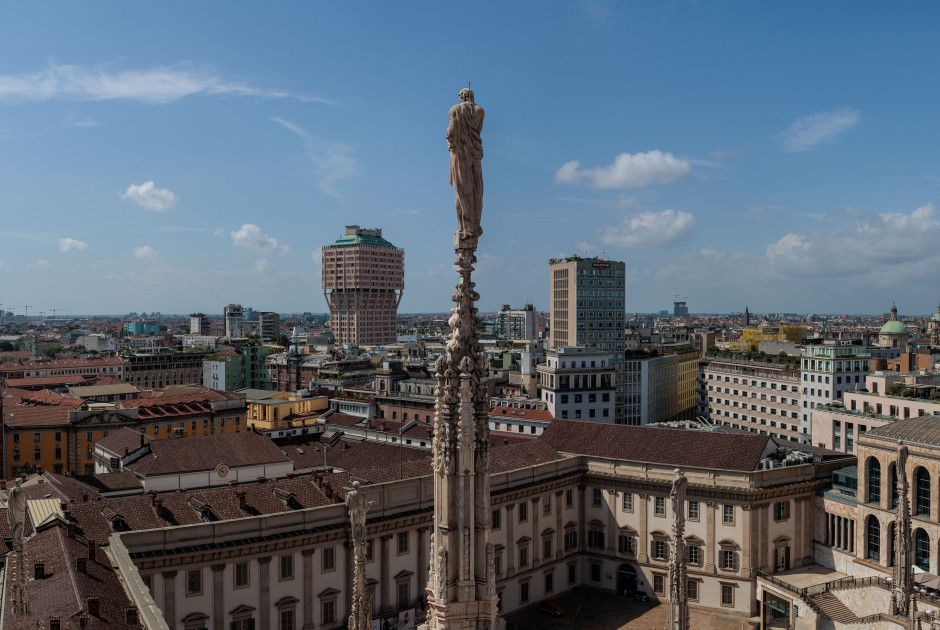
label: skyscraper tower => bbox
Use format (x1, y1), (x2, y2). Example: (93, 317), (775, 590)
(223, 304), (245, 339)
(321, 226), (404, 346)
(549, 257), (627, 422)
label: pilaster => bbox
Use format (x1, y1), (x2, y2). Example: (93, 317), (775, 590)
(638, 493), (649, 563)
(258, 556), (271, 630)
(162, 570), (177, 630)
(554, 491), (564, 561)
(704, 501), (715, 574)
(302, 550), (314, 630)
(381, 534), (392, 612)
(212, 564), (225, 630)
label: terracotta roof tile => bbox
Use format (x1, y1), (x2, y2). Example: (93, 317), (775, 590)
(539, 419), (773, 472)
(96, 427), (152, 457)
(125, 431), (290, 476)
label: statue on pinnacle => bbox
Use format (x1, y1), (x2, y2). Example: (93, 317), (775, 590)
(447, 87), (485, 246)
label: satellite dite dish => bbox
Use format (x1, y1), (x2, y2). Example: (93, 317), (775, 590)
(215, 464), (230, 478)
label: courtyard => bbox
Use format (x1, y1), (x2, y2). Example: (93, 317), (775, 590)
(504, 587), (758, 630)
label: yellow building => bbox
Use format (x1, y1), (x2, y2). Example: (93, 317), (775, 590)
(243, 389), (330, 431)
(734, 324), (807, 351)
(3, 388), (246, 477)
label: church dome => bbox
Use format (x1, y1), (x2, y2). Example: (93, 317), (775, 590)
(880, 320), (909, 334)
(931, 304), (940, 322)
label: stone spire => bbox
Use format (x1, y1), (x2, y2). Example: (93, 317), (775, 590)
(892, 441), (913, 617)
(7, 479), (29, 615)
(744, 306), (750, 327)
(346, 481), (374, 630)
(667, 469), (689, 630)
(423, 89), (502, 630)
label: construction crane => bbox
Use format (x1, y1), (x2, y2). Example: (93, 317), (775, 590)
(49, 307), (67, 318)
(21, 305), (32, 319)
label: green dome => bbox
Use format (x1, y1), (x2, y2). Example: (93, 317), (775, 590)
(931, 307), (940, 322)
(880, 320), (909, 334)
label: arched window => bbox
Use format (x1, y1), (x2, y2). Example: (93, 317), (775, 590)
(916, 529), (931, 571)
(916, 467), (931, 517)
(867, 458), (881, 506)
(889, 463), (899, 509)
(888, 521), (896, 567)
(867, 516), (880, 561)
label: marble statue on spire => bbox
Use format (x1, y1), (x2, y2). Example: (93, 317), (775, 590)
(668, 469), (689, 630)
(346, 481), (375, 630)
(447, 87), (485, 245)
(892, 441), (913, 617)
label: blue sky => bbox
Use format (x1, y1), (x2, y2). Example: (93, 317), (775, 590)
(1, 2), (939, 316)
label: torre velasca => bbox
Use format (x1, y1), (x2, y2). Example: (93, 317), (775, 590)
(322, 225), (404, 346)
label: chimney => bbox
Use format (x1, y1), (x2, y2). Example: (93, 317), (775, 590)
(34, 561), (44, 579)
(324, 484), (333, 499)
(81, 493), (88, 503)
(343, 442), (350, 450)
(87, 541), (96, 562)
(140, 431), (145, 447)
(149, 490), (158, 506)
(50, 618), (61, 630)
(256, 476), (266, 484)
(236, 491), (247, 510)
(87, 596), (100, 617)
(125, 608), (139, 626)
(67, 523), (77, 538)
(76, 555), (87, 572)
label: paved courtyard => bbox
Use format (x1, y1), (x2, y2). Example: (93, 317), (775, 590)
(504, 587), (757, 630)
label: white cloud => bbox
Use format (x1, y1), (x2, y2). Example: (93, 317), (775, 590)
(707, 148), (739, 160)
(64, 117), (101, 128)
(555, 150), (691, 189)
(312, 247), (323, 264)
(133, 245), (160, 261)
(0, 62), (334, 105)
(273, 117), (355, 199)
(748, 205), (767, 218)
(231, 224), (290, 256)
(779, 108), (860, 153)
(600, 209), (696, 248)
(59, 237), (89, 253)
(30, 259), (51, 269)
(252, 258), (273, 274)
(122, 181), (178, 212)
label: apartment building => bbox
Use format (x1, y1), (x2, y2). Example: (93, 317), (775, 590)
(122, 350), (208, 389)
(701, 356), (803, 442)
(495, 304), (538, 341)
(623, 345), (700, 426)
(190, 312), (210, 335)
(799, 343), (871, 443)
(537, 346), (615, 422)
(224, 303), (246, 339)
(259, 311), (281, 344)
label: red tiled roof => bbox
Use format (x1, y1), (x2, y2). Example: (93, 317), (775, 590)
(4, 374), (90, 388)
(125, 431), (290, 476)
(539, 420), (772, 472)
(2, 524), (138, 629)
(96, 427), (152, 457)
(488, 405), (554, 421)
(277, 435), (431, 472)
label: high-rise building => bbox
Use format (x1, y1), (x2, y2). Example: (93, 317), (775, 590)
(190, 313), (209, 336)
(258, 312), (280, 344)
(538, 346), (616, 422)
(799, 342), (871, 444)
(495, 303), (537, 340)
(223, 304), (245, 339)
(322, 226), (404, 346)
(673, 301), (689, 317)
(549, 257), (626, 421)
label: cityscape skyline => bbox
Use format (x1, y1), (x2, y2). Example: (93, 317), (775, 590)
(2, 3), (940, 315)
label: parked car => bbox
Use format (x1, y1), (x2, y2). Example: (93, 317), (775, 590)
(539, 600), (566, 617)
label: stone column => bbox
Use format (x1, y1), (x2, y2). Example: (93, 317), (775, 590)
(212, 564), (226, 630)
(704, 502), (715, 573)
(740, 507), (752, 578)
(555, 491), (564, 561)
(258, 556), (271, 630)
(302, 549), (314, 630)
(506, 504), (516, 576)
(759, 504), (770, 571)
(638, 493), (649, 563)
(794, 498), (804, 567)
(344, 541), (354, 622)
(532, 498), (541, 567)
(418, 527), (429, 586)
(578, 484), (586, 551)
(607, 490), (618, 554)
(162, 571), (177, 630)
(380, 534), (392, 611)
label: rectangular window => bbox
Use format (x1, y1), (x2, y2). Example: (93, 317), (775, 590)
(773, 501), (790, 521)
(688, 580), (699, 602)
(279, 554), (293, 580)
(592, 488), (602, 506)
(543, 538), (552, 559)
(568, 563), (576, 584)
(655, 496), (665, 516)
(398, 532), (409, 555)
(322, 600), (335, 624)
(322, 546), (335, 572)
(618, 535), (634, 555)
(654, 540), (666, 559)
(492, 509), (501, 530)
(187, 569), (202, 595)
(234, 562), (249, 588)
(590, 562), (601, 583)
(543, 496), (551, 515)
(397, 580), (410, 610)
(544, 571), (554, 594)
(519, 545), (529, 567)
(622, 493), (633, 511)
(588, 530), (604, 549)
(565, 489), (573, 507)
(721, 550), (735, 570)
(519, 501), (528, 522)
(520, 581), (530, 603)
(494, 551), (502, 575)
(279, 609), (295, 630)
(653, 574), (665, 594)
(688, 501), (699, 520)
(688, 546), (700, 565)
(721, 584), (734, 607)
(723, 505), (734, 524)
(564, 530), (578, 551)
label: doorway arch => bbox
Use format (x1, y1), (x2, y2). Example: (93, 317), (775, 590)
(617, 564), (638, 595)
